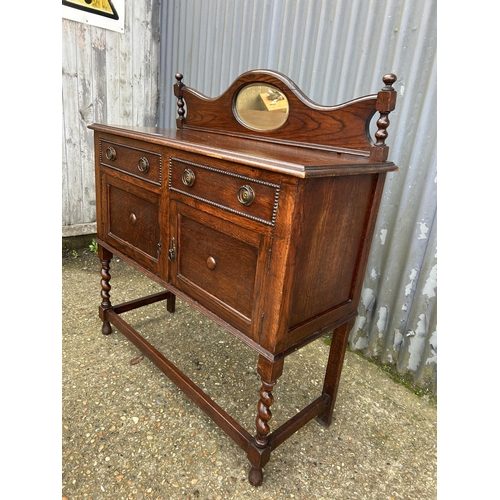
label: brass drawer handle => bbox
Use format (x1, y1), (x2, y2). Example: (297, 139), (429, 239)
(168, 237), (177, 262)
(129, 213), (137, 224)
(105, 146), (116, 161)
(181, 168), (196, 187)
(237, 185), (255, 206)
(206, 256), (216, 270)
(138, 157), (150, 173)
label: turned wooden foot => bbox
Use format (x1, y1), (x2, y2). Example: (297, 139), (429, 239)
(98, 246), (113, 335)
(248, 466), (264, 486)
(101, 318), (112, 335)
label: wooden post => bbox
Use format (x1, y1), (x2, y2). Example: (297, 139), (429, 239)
(317, 318), (356, 427)
(370, 73), (397, 162)
(173, 73), (186, 128)
(98, 245), (113, 335)
(247, 355), (284, 486)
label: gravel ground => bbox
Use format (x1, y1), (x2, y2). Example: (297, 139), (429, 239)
(62, 250), (437, 500)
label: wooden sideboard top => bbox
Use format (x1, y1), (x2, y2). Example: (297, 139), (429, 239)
(89, 124), (397, 178)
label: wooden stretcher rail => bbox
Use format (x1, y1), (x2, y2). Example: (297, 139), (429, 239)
(104, 300), (331, 459)
(105, 306), (253, 452)
(111, 291), (172, 314)
(269, 394), (330, 451)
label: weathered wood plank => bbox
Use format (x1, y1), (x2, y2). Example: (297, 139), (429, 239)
(77, 23), (96, 224)
(62, 2), (159, 232)
(105, 28), (121, 125)
(62, 19), (83, 226)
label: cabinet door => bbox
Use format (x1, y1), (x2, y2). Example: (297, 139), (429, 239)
(168, 201), (266, 339)
(101, 173), (161, 274)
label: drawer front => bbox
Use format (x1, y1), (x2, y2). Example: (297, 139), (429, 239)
(169, 157), (280, 226)
(100, 138), (162, 185)
(104, 176), (160, 272)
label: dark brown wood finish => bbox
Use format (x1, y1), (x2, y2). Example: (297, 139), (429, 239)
(175, 70), (381, 154)
(89, 70), (398, 486)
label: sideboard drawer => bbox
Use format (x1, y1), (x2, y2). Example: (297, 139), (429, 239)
(99, 138), (162, 185)
(169, 156), (280, 226)
(103, 176), (160, 273)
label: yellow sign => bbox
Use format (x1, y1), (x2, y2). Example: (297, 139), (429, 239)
(62, 0), (123, 32)
(62, 0), (119, 20)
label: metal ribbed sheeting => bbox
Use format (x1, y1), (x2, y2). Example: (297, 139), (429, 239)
(158, 0), (437, 393)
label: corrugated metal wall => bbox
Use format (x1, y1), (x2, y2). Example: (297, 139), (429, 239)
(62, 0), (160, 236)
(61, 0), (437, 392)
(157, 0), (437, 393)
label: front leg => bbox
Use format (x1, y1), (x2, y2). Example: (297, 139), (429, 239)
(98, 245), (113, 335)
(247, 355), (284, 486)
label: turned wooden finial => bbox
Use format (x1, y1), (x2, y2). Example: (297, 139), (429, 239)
(370, 73), (398, 162)
(382, 73), (397, 90)
(174, 73), (186, 128)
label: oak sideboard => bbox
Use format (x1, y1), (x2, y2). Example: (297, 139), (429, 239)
(90, 69), (398, 485)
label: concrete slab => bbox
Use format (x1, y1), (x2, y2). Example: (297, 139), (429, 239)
(62, 251), (436, 499)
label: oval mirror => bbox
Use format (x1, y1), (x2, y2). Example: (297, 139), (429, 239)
(234, 83), (289, 131)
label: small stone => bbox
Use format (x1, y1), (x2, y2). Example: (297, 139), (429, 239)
(130, 355), (144, 365)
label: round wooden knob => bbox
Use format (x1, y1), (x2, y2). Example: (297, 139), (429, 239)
(129, 213), (137, 224)
(206, 256), (216, 270)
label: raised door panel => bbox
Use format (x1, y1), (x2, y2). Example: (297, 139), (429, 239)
(168, 201), (265, 339)
(285, 174), (378, 345)
(101, 174), (160, 274)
